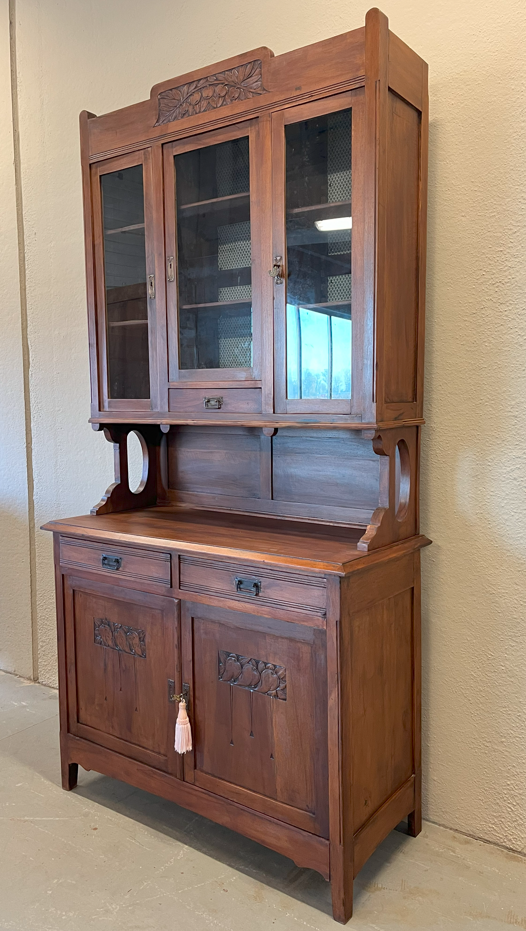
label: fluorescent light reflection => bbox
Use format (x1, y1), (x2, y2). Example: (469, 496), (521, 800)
(314, 216), (352, 232)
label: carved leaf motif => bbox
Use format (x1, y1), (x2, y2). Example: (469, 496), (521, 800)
(258, 667), (279, 694)
(93, 618), (147, 659)
(155, 60), (267, 126)
(218, 650), (286, 700)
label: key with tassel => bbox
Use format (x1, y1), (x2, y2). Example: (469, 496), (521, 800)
(168, 681), (193, 754)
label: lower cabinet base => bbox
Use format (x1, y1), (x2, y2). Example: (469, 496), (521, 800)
(61, 734), (420, 924)
(63, 734), (330, 878)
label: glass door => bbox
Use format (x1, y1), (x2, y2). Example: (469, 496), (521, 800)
(273, 92), (362, 414)
(164, 122), (263, 395)
(92, 150), (157, 411)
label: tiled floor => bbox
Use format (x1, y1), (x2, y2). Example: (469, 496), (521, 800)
(0, 669), (524, 930)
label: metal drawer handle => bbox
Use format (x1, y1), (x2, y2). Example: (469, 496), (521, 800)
(235, 577), (261, 597)
(101, 554), (122, 571)
(204, 396), (223, 410)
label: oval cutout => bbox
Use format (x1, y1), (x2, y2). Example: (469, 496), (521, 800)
(395, 439), (411, 522)
(127, 430), (148, 494)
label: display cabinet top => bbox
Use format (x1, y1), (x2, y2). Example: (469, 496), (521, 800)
(83, 8), (426, 160)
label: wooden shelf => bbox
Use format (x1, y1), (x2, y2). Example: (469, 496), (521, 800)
(288, 200), (351, 215)
(181, 300), (252, 310)
(179, 192), (249, 211)
(105, 223), (145, 235)
(108, 319), (148, 327)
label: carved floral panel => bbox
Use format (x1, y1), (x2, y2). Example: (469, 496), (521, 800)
(218, 651), (286, 700)
(155, 60), (267, 125)
(94, 618), (146, 658)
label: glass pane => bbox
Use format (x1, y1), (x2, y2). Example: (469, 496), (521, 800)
(101, 165), (150, 399)
(175, 137), (252, 370)
(285, 108), (352, 400)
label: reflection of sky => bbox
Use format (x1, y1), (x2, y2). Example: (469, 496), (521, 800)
(287, 304), (351, 400)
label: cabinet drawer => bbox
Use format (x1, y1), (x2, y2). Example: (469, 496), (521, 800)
(179, 556), (326, 618)
(60, 537), (171, 587)
(169, 388), (261, 413)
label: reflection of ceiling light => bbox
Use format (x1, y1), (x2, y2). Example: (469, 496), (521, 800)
(315, 216), (352, 231)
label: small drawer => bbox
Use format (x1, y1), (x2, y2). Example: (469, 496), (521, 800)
(60, 537), (171, 587)
(179, 556), (326, 618)
(169, 388), (261, 414)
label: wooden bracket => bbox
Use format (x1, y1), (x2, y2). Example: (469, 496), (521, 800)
(357, 426), (419, 552)
(91, 424), (169, 516)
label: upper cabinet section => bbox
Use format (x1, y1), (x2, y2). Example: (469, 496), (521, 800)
(82, 9), (428, 427)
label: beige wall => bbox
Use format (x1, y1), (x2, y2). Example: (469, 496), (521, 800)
(2, 0), (526, 854)
(0, 1), (32, 678)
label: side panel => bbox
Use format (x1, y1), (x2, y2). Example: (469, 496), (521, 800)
(340, 551), (420, 872)
(383, 93), (420, 406)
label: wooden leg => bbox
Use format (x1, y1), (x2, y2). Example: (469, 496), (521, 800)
(61, 759), (78, 791)
(330, 845), (353, 924)
(407, 771), (422, 837)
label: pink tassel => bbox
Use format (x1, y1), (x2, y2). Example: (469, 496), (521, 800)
(174, 700), (192, 754)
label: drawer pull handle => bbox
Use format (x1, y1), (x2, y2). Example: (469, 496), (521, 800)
(235, 577), (261, 597)
(101, 554), (122, 571)
(204, 396), (223, 410)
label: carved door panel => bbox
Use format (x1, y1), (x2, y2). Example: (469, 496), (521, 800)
(181, 601), (329, 837)
(64, 576), (181, 776)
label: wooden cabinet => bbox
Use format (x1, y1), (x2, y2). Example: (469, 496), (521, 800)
(47, 9), (430, 924)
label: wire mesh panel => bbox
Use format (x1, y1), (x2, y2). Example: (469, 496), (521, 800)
(175, 137), (253, 371)
(101, 164), (150, 399)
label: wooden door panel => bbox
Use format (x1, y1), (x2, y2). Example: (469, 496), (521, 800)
(65, 576), (180, 774)
(184, 602), (328, 836)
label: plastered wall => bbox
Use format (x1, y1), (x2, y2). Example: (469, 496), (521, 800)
(0, 1), (32, 678)
(2, 0), (526, 855)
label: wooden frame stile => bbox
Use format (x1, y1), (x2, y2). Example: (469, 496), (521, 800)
(272, 89), (364, 417)
(80, 111), (100, 420)
(54, 535), (78, 792)
(163, 119), (266, 390)
(91, 147), (158, 413)
(151, 142), (169, 414)
(325, 572), (354, 924)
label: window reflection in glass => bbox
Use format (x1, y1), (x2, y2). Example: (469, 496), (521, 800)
(286, 305), (351, 400)
(285, 108), (352, 400)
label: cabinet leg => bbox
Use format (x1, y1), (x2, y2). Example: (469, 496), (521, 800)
(408, 806), (422, 837)
(61, 760), (78, 791)
(407, 773), (422, 837)
(330, 844), (353, 924)
(331, 879), (353, 924)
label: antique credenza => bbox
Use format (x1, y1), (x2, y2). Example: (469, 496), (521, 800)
(43, 9), (430, 921)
